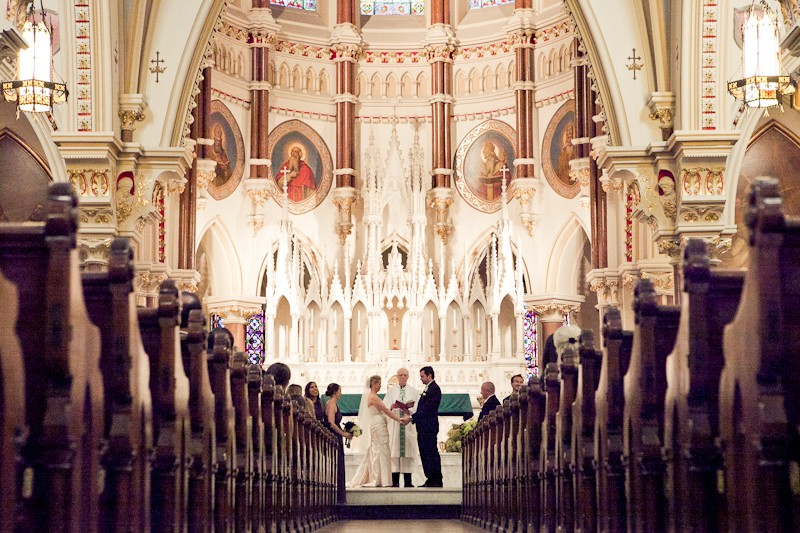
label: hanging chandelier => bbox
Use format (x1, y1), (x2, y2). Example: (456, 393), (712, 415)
(2, 1), (67, 113)
(728, 1), (794, 109)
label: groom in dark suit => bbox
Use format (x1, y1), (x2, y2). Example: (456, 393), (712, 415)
(411, 366), (443, 487)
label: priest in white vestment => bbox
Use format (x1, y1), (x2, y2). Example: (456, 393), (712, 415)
(383, 367), (420, 487)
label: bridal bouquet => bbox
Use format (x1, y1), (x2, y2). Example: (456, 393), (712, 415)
(343, 421), (362, 448)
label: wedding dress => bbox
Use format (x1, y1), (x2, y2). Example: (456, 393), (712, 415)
(348, 404), (392, 487)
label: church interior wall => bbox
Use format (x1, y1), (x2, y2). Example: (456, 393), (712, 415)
(18, 0), (800, 414)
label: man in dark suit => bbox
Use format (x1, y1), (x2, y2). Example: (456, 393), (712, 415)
(478, 381), (500, 421)
(412, 366), (443, 487)
(503, 374), (525, 403)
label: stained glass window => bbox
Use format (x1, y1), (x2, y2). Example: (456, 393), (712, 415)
(360, 1), (425, 15)
(523, 310), (538, 377)
(246, 311), (266, 365)
(270, 0), (317, 11)
(210, 313), (224, 330)
(563, 312), (570, 326)
(470, 0), (514, 8)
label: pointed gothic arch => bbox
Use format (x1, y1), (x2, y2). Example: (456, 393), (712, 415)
(196, 216), (243, 296)
(544, 212), (591, 294)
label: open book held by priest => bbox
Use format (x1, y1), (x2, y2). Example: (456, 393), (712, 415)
(391, 399), (415, 411)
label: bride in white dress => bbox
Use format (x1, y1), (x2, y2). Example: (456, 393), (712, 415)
(349, 375), (410, 487)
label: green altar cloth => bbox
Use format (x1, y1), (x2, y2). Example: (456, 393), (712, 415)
(322, 393), (475, 419)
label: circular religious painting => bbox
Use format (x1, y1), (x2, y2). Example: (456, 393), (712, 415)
(268, 120), (333, 214)
(454, 120), (516, 213)
(542, 99), (580, 199)
(207, 100), (245, 201)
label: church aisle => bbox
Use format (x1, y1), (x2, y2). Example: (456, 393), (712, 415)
(319, 519), (485, 532)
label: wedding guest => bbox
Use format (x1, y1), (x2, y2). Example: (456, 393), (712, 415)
(478, 381), (500, 421)
(265, 362), (291, 388)
(305, 381), (326, 422)
(324, 383), (352, 504)
(286, 384), (303, 398)
(503, 374), (525, 402)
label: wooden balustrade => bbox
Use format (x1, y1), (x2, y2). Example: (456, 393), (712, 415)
(0, 182), (339, 532)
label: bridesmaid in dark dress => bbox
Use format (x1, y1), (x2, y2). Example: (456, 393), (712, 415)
(324, 383), (352, 504)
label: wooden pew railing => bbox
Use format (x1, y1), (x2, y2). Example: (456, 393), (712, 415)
(0, 182), (338, 532)
(462, 177), (799, 533)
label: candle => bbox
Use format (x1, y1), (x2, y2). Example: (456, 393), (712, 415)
(453, 312), (456, 330)
(430, 313), (434, 330)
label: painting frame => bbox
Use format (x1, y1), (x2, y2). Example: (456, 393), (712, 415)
(541, 99), (580, 199)
(207, 100), (245, 201)
(454, 119), (516, 214)
(268, 119), (333, 214)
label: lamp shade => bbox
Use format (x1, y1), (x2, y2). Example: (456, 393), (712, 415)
(728, 2), (793, 109)
(1, 6), (67, 113)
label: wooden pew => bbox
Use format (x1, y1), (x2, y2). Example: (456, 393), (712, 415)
(273, 384), (288, 532)
(572, 330), (601, 533)
(137, 280), (191, 533)
(595, 307), (633, 533)
(0, 182), (105, 532)
(505, 394), (520, 533)
(541, 363), (560, 533)
(556, 336), (580, 533)
(0, 267), (25, 533)
(719, 176), (800, 532)
(523, 376), (546, 532)
(622, 279), (680, 532)
(261, 375), (277, 532)
(207, 327), (237, 533)
(230, 350), (252, 532)
(179, 293), (217, 532)
(82, 238), (154, 532)
(663, 239), (743, 532)
(246, 364), (265, 532)
(513, 388), (529, 532)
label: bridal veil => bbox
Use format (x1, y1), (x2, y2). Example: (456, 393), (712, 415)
(355, 377), (373, 452)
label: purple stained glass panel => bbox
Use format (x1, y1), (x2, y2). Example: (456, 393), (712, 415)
(523, 310), (538, 377)
(246, 312), (266, 365)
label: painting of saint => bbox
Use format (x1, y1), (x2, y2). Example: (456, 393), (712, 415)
(211, 124), (231, 187)
(207, 101), (244, 201)
(542, 100), (580, 199)
(268, 120), (333, 214)
(276, 145), (317, 201)
(454, 120), (516, 213)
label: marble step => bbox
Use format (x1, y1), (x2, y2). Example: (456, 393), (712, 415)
(345, 487), (461, 506)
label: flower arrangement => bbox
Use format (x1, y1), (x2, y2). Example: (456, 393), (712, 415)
(445, 418), (478, 453)
(343, 421), (362, 448)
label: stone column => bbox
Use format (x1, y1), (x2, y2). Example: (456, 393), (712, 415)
(425, 0), (456, 243)
(205, 298), (265, 357)
(179, 66), (211, 269)
(332, 0), (361, 243)
(244, 6), (280, 235)
(527, 297), (583, 367)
